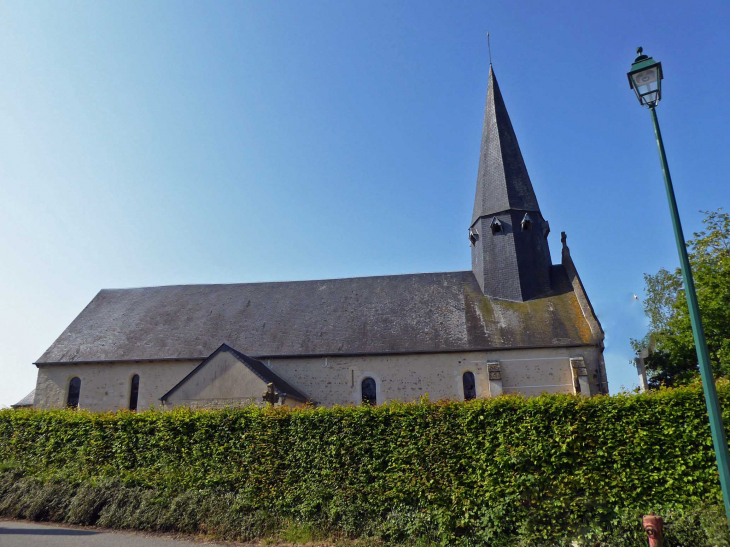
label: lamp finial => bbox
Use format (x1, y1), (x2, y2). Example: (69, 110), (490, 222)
(634, 47), (649, 63)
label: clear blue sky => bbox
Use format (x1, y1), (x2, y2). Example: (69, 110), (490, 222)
(1, 0), (728, 407)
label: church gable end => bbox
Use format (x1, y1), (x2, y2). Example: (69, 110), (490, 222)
(160, 344), (309, 408)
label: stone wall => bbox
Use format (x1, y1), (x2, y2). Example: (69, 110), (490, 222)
(33, 360), (200, 411)
(33, 345), (605, 411)
(261, 346), (604, 405)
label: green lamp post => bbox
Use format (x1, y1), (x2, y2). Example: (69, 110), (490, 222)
(628, 48), (730, 524)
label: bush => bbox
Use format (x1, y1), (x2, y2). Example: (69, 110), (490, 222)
(2, 383), (730, 544)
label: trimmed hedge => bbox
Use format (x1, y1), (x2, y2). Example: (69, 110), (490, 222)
(1, 383), (730, 545)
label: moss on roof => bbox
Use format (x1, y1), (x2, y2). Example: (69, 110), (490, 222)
(463, 266), (596, 349)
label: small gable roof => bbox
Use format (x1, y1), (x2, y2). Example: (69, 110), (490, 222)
(160, 344), (310, 404)
(11, 390), (35, 408)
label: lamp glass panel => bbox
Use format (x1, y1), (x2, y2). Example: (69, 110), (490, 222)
(632, 67), (658, 88)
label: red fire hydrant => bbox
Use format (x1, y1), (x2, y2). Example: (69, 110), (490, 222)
(643, 513), (664, 547)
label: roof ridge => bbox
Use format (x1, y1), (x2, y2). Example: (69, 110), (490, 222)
(97, 270), (475, 292)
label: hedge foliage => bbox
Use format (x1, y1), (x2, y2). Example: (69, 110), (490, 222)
(2, 383), (730, 545)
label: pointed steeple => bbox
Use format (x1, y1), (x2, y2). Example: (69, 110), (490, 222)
(469, 67), (552, 302)
(471, 67), (540, 228)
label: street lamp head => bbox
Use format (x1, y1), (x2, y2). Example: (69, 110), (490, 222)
(628, 47), (663, 108)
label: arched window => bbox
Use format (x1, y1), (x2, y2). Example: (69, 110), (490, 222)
(129, 374), (140, 411)
(463, 372), (476, 401)
(361, 377), (377, 406)
(67, 377), (81, 408)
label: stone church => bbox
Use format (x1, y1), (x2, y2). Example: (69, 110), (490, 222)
(28, 67), (607, 411)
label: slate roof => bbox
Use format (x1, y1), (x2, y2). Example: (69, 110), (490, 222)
(11, 390), (35, 408)
(471, 66), (541, 227)
(160, 344), (309, 403)
(37, 267), (599, 365)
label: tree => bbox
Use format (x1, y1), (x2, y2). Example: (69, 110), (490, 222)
(633, 209), (730, 388)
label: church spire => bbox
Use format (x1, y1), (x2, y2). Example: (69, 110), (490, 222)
(469, 67), (552, 302)
(471, 66), (540, 228)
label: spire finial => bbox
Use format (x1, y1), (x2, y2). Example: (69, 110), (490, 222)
(487, 32), (492, 65)
(636, 46), (643, 55)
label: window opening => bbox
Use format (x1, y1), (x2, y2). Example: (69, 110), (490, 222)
(490, 217), (503, 234)
(468, 228), (478, 245)
(67, 377), (81, 408)
(129, 374), (140, 411)
(521, 213), (532, 231)
(463, 372), (476, 401)
(361, 377), (377, 406)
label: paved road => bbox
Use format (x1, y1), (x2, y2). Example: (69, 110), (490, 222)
(0, 521), (222, 547)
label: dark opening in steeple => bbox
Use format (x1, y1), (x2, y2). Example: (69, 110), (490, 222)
(521, 213), (533, 231)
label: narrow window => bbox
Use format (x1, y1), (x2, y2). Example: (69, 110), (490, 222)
(67, 377), (81, 408)
(129, 374), (140, 411)
(490, 217), (503, 234)
(361, 377), (377, 406)
(463, 372), (476, 401)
